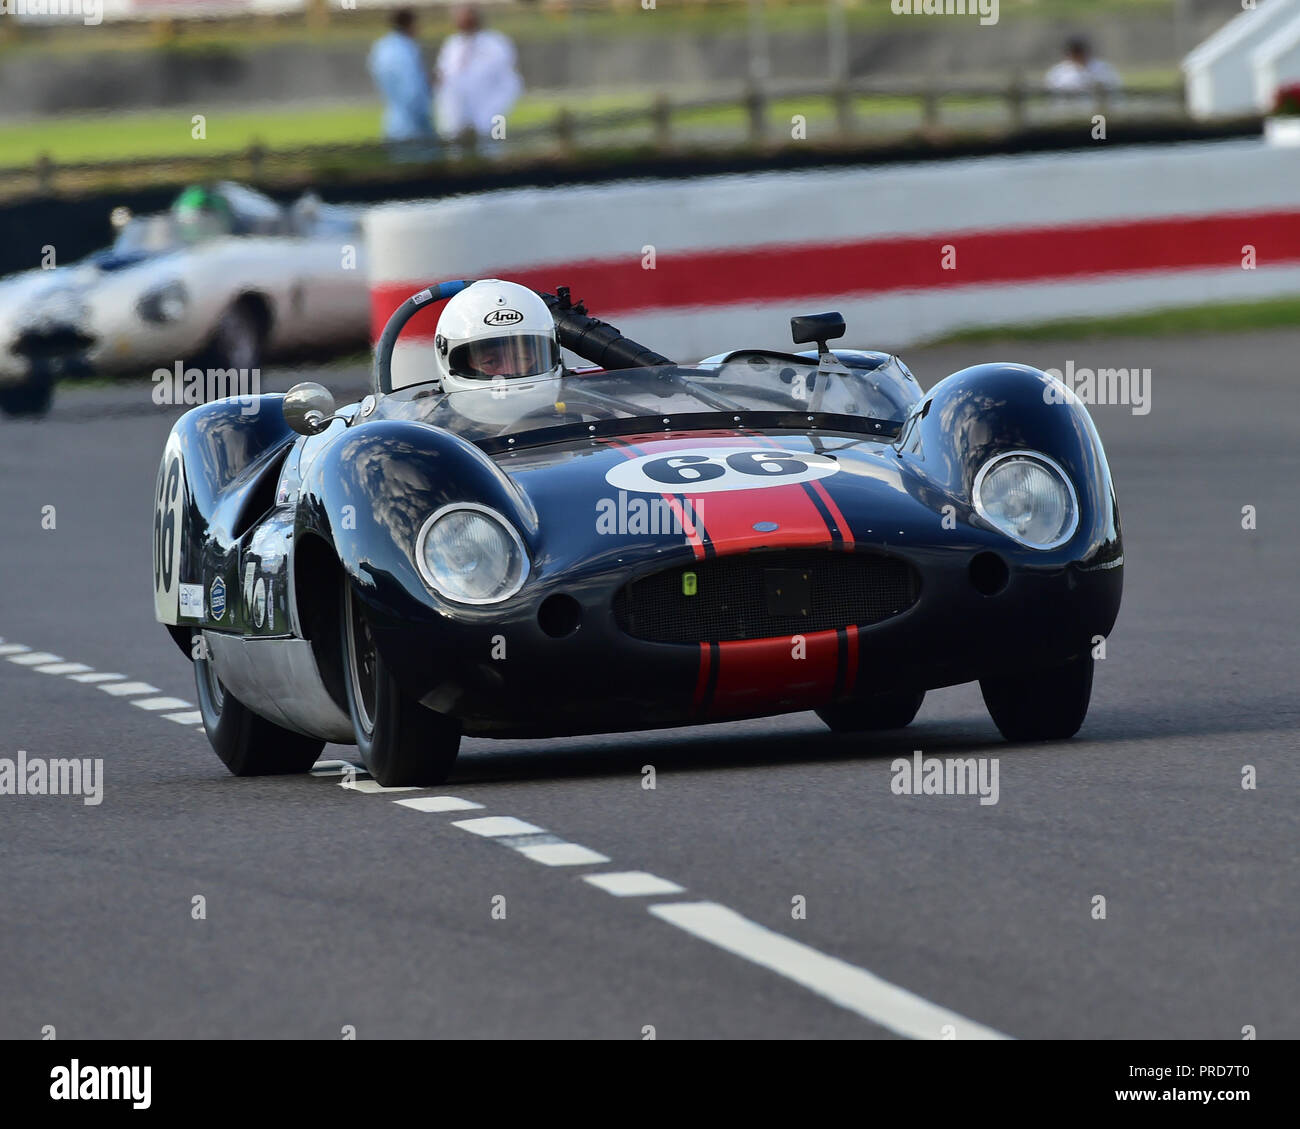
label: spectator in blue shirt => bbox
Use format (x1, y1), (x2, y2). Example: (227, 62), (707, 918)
(368, 8), (435, 145)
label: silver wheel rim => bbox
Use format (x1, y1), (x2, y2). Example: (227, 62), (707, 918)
(218, 310), (257, 371)
(202, 656), (225, 713)
(345, 585), (377, 737)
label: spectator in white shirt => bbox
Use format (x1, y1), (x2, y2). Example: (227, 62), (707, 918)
(435, 5), (523, 149)
(1045, 38), (1121, 97)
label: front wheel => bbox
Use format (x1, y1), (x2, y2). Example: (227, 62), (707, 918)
(205, 300), (264, 373)
(0, 368), (55, 418)
(980, 653), (1094, 742)
(194, 646), (324, 775)
(341, 580), (461, 787)
(817, 689), (925, 733)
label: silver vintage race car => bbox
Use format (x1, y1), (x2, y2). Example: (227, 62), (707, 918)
(0, 182), (370, 417)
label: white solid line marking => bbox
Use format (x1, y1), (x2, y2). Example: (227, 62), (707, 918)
(514, 842), (611, 867)
(452, 815), (545, 837)
(341, 779), (421, 794)
(68, 672), (124, 683)
(394, 795), (485, 813)
(0, 644), (32, 655)
(162, 711), (204, 725)
(34, 662), (93, 675)
(649, 902), (1009, 1041)
(131, 697), (194, 712)
(7, 652), (61, 665)
(584, 871), (686, 897)
(98, 681), (161, 697)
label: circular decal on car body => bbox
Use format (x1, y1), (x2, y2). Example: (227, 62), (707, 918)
(605, 446), (839, 494)
(252, 578), (267, 629)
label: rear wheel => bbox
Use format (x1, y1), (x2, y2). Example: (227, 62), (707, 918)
(194, 645), (324, 775)
(817, 689), (925, 733)
(980, 653), (1094, 742)
(341, 580), (460, 787)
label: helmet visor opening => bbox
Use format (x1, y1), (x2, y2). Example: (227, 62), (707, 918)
(447, 335), (559, 380)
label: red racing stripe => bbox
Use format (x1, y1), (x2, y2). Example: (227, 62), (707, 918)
(809, 478), (854, 547)
(603, 436), (708, 559)
(370, 207), (1300, 334)
(622, 433), (837, 555)
(708, 630), (840, 719)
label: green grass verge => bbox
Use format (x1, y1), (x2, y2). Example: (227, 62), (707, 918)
(0, 93), (655, 167)
(920, 297), (1300, 346)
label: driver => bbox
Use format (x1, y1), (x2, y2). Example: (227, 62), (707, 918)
(432, 280), (565, 429)
(171, 184), (236, 244)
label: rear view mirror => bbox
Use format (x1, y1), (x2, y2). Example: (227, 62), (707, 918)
(791, 312), (846, 351)
(283, 382), (336, 436)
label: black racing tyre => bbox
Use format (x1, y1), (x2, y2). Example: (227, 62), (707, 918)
(194, 645), (324, 775)
(205, 300), (264, 374)
(0, 370), (55, 417)
(980, 653), (1094, 742)
(816, 689), (925, 732)
(340, 579), (461, 788)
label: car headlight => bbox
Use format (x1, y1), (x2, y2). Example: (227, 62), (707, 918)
(973, 451), (1079, 550)
(415, 503), (529, 604)
(137, 280), (189, 324)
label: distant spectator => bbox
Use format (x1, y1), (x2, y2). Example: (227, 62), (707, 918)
(435, 6), (523, 148)
(368, 8), (435, 144)
(1044, 37), (1121, 97)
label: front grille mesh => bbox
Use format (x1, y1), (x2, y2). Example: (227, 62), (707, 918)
(612, 550), (919, 644)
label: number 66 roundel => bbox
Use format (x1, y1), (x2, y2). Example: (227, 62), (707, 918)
(605, 446), (840, 494)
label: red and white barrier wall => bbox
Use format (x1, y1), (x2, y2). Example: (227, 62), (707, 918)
(366, 139), (1300, 387)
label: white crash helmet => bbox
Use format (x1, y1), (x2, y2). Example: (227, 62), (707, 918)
(433, 280), (562, 393)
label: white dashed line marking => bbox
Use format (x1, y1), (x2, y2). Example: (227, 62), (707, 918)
(310, 760), (361, 777)
(584, 872), (686, 897)
(452, 816), (545, 837)
(649, 902), (1010, 1040)
(4, 632), (207, 738)
(513, 842), (610, 867)
(3, 631), (1011, 1039)
(394, 795), (484, 813)
(98, 682), (161, 697)
(340, 779), (421, 794)
(131, 697), (194, 712)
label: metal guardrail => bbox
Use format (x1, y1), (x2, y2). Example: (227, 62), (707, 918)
(2, 78), (1187, 201)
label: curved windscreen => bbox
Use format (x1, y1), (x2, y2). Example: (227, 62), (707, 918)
(380, 355), (921, 444)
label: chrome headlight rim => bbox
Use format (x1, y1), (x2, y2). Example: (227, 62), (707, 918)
(414, 502), (530, 606)
(972, 449), (1080, 552)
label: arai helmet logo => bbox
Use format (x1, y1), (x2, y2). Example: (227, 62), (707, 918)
(605, 446), (839, 495)
(483, 308), (523, 326)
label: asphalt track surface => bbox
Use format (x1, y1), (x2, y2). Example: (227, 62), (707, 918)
(1, 333), (1296, 1040)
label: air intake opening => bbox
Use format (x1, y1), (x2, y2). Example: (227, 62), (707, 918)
(539, 593), (582, 638)
(969, 552), (1009, 596)
(613, 550), (919, 644)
